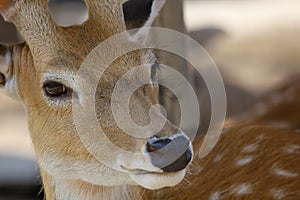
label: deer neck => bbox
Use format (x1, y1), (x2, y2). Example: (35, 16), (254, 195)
(40, 167), (141, 200)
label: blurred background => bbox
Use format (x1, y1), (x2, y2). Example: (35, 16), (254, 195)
(1, 0), (300, 199)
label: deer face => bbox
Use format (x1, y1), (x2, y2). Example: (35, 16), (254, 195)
(0, 0), (192, 190)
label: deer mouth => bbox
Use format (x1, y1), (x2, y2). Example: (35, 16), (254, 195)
(121, 165), (187, 190)
(118, 132), (193, 189)
(121, 165), (162, 174)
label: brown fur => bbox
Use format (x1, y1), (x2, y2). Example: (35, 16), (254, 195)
(145, 125), (300, 199)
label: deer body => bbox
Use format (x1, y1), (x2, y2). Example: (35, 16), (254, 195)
(0, 0), (299, 200)
(39, 124), (300, 200)
(148, 125), (300, 200)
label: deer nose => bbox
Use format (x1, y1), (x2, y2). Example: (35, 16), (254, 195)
(146, 135), (193, 173)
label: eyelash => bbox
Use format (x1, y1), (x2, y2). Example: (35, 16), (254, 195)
(43, 81), (72, 98)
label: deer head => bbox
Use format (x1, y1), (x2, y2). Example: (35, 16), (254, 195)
(0, 0), (193, 196)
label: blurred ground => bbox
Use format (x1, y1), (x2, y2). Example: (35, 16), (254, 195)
(0, 0), (300, 199)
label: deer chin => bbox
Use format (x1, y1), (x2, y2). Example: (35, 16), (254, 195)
(128, 169), (187, 190)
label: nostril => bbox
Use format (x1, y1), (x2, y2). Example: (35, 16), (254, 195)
(146, 135), (193, 173)
(146, 137), (172, 153)
(186, 149), (193, 163)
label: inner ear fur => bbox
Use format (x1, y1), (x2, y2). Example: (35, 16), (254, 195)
(0, 44), (11, 87)
(122, 0), (165, 43)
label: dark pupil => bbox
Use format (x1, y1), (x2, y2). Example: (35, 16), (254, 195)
(44, 82), (66, 97)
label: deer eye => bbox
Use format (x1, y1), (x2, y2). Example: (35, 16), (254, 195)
(43, 81), (70, 97)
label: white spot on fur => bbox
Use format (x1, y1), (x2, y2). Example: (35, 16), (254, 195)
(231, 183), (252, 196)
(282, 145), (300, 154)
(241, 144), (257, 153)
(270, 189), (285, 199)
(213, 154), (223, 163)
(236, 156), (253, 166)
(255, 134), (266, 142)
(272, 168), (298, 177)
(209, 191), (220, 200)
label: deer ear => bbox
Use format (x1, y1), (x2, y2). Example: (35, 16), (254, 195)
(123, 0), (154, 30)
(123, 0), (166, 43)
(0, 45), (13, 92)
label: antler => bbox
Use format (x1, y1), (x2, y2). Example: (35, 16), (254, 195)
(2, 0), (58, 48)
(84, 0), (126, 36)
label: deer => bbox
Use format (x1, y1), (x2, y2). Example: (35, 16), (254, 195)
(0, 0), (299, 200)
(238, 76), (300, 130)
